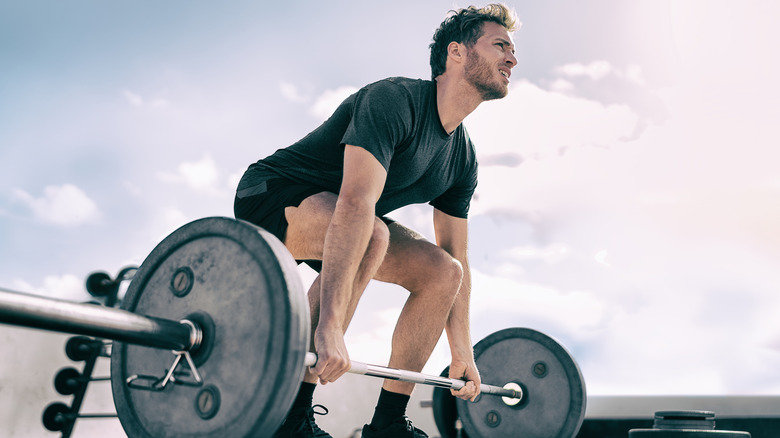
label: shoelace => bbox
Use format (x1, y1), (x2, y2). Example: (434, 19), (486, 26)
(400, 416), (427, 437)
(305, 404), (329, 435)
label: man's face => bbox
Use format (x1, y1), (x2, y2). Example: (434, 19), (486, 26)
(464, 21), (517, 101)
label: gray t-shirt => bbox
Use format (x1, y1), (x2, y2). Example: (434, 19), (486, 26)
(239, 77), (478, 218)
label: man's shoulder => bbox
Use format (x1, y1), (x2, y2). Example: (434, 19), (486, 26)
(363, 77), (433, 97)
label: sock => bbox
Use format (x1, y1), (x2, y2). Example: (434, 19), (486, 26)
(369, 388), (411, 430)
(290, 382), (316, 413)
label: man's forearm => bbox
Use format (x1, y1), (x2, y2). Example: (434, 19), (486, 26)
(446, 260), (474, 360)
(318, 197), (376, 330)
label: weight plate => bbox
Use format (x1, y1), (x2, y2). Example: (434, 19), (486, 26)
(65, 336), (100, 361)
(54, 367), (83, 395)
(42, 402), (72, 432)
(629, 432), (751, 437)
(455, 328), (586, 438)
(431, 366), (470, 438)
(111, 217), (309, 438)
(629, 411), (750, 437)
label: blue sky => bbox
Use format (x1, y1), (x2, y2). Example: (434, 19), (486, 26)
(2, 0), (780, 435)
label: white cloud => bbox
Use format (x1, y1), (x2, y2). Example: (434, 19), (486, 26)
(12, 184), (101, 226)
(122, 89), (144, 106)
(227, 169), (244, 193)
(468, 250), (780, 395)
(594, 249), (611, 267)
(467, 80), (638, 161)
(310, 86), (358, 121)
(122, 89), (169, 108)
(554, 61), (647, 86)
(622, 64), (646, 86)
(556, 60), (613, 81)
(11, 275), (89, 302)
(501, 243), (570, 264)
(178, 155), (219, 189)
(548, 78), (575, 93)
(279, 81), (309, 103)
(470, 270), (609, 335)
(158, 154), (222, 193)
(279, 83), (358, 122)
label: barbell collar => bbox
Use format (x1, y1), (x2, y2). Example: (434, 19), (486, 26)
(0, 288), (199, 352)
(304, 352), (522, 401)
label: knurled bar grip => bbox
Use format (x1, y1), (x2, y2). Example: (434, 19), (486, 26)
(304, 352), (522, 400)
(0, 289), (199, 352)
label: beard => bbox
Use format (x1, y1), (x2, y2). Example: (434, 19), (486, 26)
(464, 50), (508, 101)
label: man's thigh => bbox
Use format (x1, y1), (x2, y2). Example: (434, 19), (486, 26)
(374, 221), (456, 292)
(234, 177), (324, 243)
(286, 195), (452, 287)
(283, 192), (338, 261)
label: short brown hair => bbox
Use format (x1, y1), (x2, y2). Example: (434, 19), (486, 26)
(429, 4), (519, 79)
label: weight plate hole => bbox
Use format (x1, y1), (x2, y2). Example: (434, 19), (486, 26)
(195, 385), (221, 420)
(532, 361), (548, 378)
(170, 267), (194, 297)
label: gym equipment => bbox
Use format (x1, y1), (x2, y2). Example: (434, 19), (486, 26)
(0, 217), (586, 437)
(629, 411), (751, 437)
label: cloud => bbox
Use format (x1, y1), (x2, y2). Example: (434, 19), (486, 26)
(479, 152), (524, 167)
(279, 81), (309, 103)
(310, 86), (358, 121)
(556, 60), (614, 81)
(11, 275), (90, 302)
(158, 154), (222, 193)
(554, 61), (646, 86)
(466, 80), (638, 162)
(123, 89), (144, 106)
(121, 89), (169, 108)
(279, 82), (358, 122)
(12, 184), (101, 226)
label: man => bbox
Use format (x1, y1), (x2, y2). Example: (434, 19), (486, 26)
(234, 4), (518, 437)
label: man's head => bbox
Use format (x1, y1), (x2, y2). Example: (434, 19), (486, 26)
(429, 4), (519, 80)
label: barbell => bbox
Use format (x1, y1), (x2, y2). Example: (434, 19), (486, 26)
(0, 217), (586, 437)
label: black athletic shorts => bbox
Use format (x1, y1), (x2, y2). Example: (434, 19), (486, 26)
(233, 177), (394, 273)
(234, 177), (324, 244)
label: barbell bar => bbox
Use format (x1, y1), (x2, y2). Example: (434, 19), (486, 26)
(303, 352), (522, 400)
(0, 287), (200, 351)
(0, 287), (522, 401)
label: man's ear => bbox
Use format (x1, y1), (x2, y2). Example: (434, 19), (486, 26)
(447, 41), (465, 64)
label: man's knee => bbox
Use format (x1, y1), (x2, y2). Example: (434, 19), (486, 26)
(438, 252), (464, 295)
(414, 247), (463, 297)
(365, 217), (391, 260)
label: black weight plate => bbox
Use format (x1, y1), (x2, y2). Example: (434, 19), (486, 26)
(54, 367), (83, 395)
(42, 402), (72, 432)
(456, 328), (586, 438)
(111, 217), (309, 438)
(65, 336), (100, 361)
(629, 432), (751, 437)
(432, 366), (470, 438)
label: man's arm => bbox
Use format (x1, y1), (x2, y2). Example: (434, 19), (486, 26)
(314, 145), (387, 384)
(433, 207), (481, 401)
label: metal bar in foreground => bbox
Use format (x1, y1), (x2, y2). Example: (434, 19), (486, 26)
(0, 288), (197, 351)
(304, 352), (522, 401)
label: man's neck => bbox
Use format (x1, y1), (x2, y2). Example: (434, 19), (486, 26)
(435, 74), (483, 134)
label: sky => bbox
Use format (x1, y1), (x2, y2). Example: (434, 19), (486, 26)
(2, 0), (780, 436)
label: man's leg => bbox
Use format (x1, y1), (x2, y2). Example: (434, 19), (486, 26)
(374, 221), (464, 394)
(361, 222), (463, 436)
(284, 192), (391, 383)
(273, 192), (390, 438)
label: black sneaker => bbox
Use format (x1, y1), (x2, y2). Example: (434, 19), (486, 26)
(273, 404), (333, 438)
(361, 416), (428, 438)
